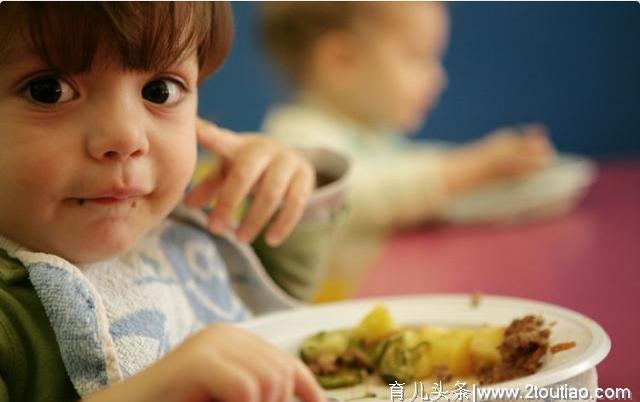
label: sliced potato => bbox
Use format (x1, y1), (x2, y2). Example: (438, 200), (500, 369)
(352, 304), (397, 343)
(469, 326), (505, 365)
(418, 325), (450, 343)
(429, 328), (476, 376)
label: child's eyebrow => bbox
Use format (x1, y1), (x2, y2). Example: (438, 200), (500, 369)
(0, 48), (47, 70)
(5, 60), (47, 73)
(0, 56), (52, 87)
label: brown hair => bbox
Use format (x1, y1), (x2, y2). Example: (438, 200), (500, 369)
(0, 2), (234, 83)
(261, 2), (379, 84)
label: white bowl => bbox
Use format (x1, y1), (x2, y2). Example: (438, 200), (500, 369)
(240, 294), (610, 401)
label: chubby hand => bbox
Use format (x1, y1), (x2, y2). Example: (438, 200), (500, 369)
(185, 118), (315, 246)
(85, 324), (325, 402)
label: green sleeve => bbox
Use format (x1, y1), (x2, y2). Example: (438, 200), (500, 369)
(0, 249), (79, 402)
(252, 207), (346, 302)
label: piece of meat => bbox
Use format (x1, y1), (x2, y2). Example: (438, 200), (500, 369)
(477, 315), (550, 384)
(308, 353), (340, 375)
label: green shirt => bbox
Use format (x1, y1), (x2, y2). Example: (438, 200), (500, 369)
(0, 249), (79, 402)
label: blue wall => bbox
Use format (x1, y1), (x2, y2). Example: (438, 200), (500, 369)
(199, 2), (640, 158)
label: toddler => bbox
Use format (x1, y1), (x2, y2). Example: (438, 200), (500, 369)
(260, 2), (595, 299)
(0, 2), (345, 401)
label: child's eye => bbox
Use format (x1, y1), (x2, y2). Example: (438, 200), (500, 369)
(24, 76), (76, 105)
(141, 79), (184, 106)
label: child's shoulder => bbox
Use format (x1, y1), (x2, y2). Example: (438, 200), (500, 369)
(263, 102), (354, 148)
(0, 247), (79, 402)
(0, 247), (28, 285)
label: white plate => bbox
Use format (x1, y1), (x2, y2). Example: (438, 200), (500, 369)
(240, 294), (610, 401)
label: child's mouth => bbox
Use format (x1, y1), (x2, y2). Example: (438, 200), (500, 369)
(75, 197), (138, 206)
(73, 187), (148, 206)
(80, 197), (122, 205)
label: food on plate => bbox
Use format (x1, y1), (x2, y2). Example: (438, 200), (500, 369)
(550, 341), (577, 354)
(476, 315), (549, 384)
(299, 304), (575, 389)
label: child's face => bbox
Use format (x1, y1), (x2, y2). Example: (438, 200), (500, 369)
(0, 49), (199, 263)
(347, 3), (448, 133)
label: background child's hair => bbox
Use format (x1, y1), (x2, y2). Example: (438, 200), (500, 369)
(260, 2), (379, 85)
(0, 2), (234, 83)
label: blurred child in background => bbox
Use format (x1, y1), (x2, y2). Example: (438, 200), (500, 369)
(260, 2), (594, 300)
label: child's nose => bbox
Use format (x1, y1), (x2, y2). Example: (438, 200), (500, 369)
(86, 109), (150, 162)
(86, 102), (149, 162)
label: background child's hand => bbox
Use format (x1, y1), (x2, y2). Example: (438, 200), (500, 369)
(479, 123), (556, 178)
(185, 118), (316, 246)
(85, 324), (325, 402)
(444, 123), (556, 195)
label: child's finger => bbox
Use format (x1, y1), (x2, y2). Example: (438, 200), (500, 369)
(228, 332), (294, 402)
(196, 118), (240, 159)
(283, 373), (296, 402)
(236, 353), (284, 402)
(193, 357), (259, 402)
(184, 167), (224, 207)
(235, 155), (298, 243)
(265, 167), (314, 246)
(208, 149), (272, 234)
(293, 359), (325, 402)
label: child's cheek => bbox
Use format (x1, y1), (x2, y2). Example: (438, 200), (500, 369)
(15, 150), (65, 194)
(155, 131), (197, 198)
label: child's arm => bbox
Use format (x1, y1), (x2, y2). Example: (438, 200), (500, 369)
(185, 119), (315, 247)
(84, 324), (324, 402)
(346, 125), (554, 229)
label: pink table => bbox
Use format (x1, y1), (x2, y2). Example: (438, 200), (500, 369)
(356, 160), (640, 394)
